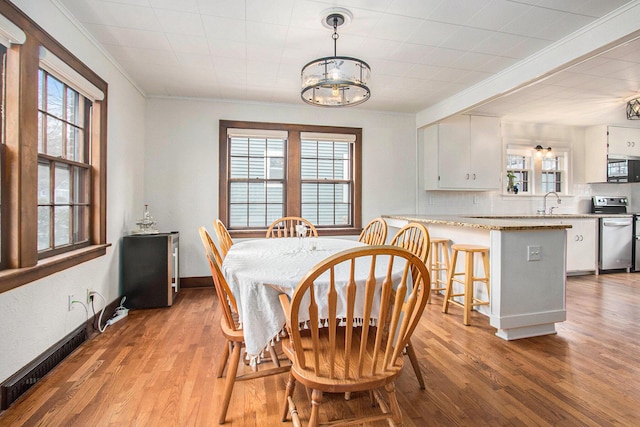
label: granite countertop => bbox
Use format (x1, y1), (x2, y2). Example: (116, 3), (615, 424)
(382, 214), (590, 231)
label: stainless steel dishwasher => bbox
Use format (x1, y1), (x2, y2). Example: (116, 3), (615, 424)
(600, 217), (633, 271)
(592, 196), (633, 272)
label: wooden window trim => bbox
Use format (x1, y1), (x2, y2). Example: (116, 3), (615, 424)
(0, 2), (108, 294)
(219, 120), (362, 239)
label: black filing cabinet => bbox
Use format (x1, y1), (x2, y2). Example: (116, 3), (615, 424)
(122, 232), (179, 309)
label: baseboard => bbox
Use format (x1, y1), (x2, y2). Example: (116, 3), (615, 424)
(180, 276), (213, 288)
(0, 324), (87, 410)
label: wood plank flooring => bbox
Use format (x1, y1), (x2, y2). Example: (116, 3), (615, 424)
(1, 272), (640, 426)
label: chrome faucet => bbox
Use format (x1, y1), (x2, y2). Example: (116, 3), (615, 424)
(540, 191), (562, 215)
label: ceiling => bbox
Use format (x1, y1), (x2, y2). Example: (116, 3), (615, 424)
(57, 0), (640, 126)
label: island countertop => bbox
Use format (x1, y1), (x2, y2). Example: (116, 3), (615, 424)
(382, 214), (576, 231)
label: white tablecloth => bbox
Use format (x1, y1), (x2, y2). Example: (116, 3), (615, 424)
(221, 237), (368, 357)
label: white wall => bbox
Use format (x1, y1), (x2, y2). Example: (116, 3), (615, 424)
(0, 1), (146, 382)
(416, 119), (635, 215)
(144, 98), (417, 278)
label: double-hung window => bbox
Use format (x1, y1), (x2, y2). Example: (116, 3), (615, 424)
(0, 4), (108, 293)
(505, 144), (568, 195)
(220, 120), (362, 237)
(37, 69), (91, 256)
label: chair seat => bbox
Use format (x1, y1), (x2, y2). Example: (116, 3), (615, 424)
(281, 327), (404, 393)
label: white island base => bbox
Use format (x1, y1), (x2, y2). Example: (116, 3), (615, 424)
(385, 216), (567, 340)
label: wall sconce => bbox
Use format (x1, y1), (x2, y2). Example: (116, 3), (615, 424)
(627, 98), (640, 120)
(535, 144), (552, 158)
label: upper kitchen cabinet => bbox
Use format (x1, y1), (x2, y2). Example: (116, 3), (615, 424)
(424, 115), (502, 190)
(585, 125), (640, 182)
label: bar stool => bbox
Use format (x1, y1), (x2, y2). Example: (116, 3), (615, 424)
(442, 244), (490, 325)
(428, 237), (451, 299)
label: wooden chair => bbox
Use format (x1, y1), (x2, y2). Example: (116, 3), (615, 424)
(265, 216), (318, 238)
(279, 245), (430, 427)
(198, 227), (289, 424)
(213, 219), (234, 257)
(390, 222), (430, 389)
(358, 217), (388, 245)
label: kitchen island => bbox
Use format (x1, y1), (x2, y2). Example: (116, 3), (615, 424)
(383, 214), (572, 340)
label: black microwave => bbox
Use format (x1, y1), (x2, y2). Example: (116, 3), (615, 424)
(607, 157), (640, 182)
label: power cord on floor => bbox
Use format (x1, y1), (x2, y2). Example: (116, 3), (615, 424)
(90, 291), (109, 333)
(89, 292), (130, 332)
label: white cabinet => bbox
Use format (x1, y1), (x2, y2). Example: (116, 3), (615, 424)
(424, 115), (502, 190)
(564, 219), (597, 273)
(608, 126), (640, 157)
(585, 125), (640, 182)
(524, 218), (597, 273)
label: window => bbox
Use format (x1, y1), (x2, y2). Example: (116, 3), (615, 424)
(541, 156), (564, 193)
(37, 70), (91, 257)
(0, 4), (108, 294)
(505, 145), (568, 195)
(220, 120), (362, 237)
(506, 152), (531, 193)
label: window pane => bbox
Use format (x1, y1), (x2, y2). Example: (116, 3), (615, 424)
(266, 204), (283, 224)
(66, 88), (79, 124)
(55, 164), (70, 204)
(267, 139), (284, 156)
(38, 206), (50, 251)
(46, 74), (64, 119)
(74, 167), (89, 204)
(38, 163), (51, 204)
(230, 182), (248, 203)
(317, 141), (333, 158)
(46, 116), (64, 157)
(230, 137), (248, 156)
(248, 138), (266, 156)
(74, 205), (88, 243)
(67, 126), (83, 162)
(248, 157), (265, 179)
(267, 156), (284, 179)
(229, 204), (248, 227)
(301, 158), (317, 179)
(335, 142), (349, 158)
(266, 183), (283, 203)
(38, 113), (44, 152)
(318, 159), (333, 179)
(230, 156), (249, 178)
(334, 159), (348, 180)
(301, 205), (317, 223)
(301, 183), (317, 203)
(38, 69), (44, 110)
(54, 206), (70, 246)
(301, 140), (316, 157)
(248, 182), (266, 203)
(248, 204), (266, 226)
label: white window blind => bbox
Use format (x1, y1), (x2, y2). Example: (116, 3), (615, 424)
(0, 14), (25, 47)
(39, 47), (104, 102)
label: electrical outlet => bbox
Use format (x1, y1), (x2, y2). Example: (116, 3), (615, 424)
(68, 294), (74, 311)
(527, 245), (541, 261)
(86, 289), (92, 304)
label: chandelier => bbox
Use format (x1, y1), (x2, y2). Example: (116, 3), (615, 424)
(627, 97), (640, 120)
(301, 9), (371, 107)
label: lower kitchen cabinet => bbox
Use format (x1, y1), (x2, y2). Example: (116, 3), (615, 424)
(564, 219), (598, 273)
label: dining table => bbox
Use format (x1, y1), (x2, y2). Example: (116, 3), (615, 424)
(221, 236), (411, 364)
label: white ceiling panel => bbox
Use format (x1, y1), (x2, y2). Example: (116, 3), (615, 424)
(57, 0), (640, 126)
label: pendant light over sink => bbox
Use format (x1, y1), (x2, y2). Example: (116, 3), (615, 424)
(301, 8), (371, 107)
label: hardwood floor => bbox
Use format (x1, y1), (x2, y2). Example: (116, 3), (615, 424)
(1, 273), (640, 426)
